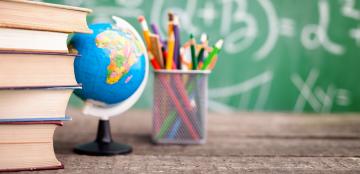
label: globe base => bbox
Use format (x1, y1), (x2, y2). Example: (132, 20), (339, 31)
(74, 119), (132, 156)
(74, 141), (132, 156)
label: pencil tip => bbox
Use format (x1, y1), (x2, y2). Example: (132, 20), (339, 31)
(168, 12), (174, 21)
(200, 33), (207, 42)
(138, 16), (144, 22)
(216, 39), (224, 48)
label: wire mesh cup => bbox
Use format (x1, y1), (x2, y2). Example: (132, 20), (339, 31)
(152, 70), (210, 144)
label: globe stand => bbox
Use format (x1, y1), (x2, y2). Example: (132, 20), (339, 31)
(74, 119), (132, 156)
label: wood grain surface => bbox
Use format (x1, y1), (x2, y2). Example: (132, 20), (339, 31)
(15, 108), (360, 173)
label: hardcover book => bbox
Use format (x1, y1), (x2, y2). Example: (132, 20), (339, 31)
(0, 28), (69, 53)
(0, 121), (64, 172)
(0, 51), (78, 87)
(0, 85), (81, 121)
(0, 0), (92, 33)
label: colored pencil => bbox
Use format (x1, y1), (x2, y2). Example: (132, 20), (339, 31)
(150, 34), (164, 68)
(179, 47), (188, 70)
(201, 39), (224, 70)
(155, 111), (177, 139)
(158, 75), (199, 140)
(168, 12), (174, 36)
(200, 33), (208, 48)
(148, 51), (161, 70)
(200, 33), (209, 69)
(197, 48), (205, 64)
(150, 23), (165, 46)
(138, 16), (152, 51)
(166, 33), (175, 70)
(162, 46), (167, 66)
(168, 117), (181, 139)
(190, 34), (197, 70)
(173, 15), (181, 69)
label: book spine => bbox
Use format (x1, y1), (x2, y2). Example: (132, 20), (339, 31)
(0, 121), (64, 126)
(0, 164), (64, 172)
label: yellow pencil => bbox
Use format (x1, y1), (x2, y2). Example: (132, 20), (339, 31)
(168, 12), (174, 37)
(166, 33), (175, 70)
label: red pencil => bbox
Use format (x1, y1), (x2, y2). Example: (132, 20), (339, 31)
(148, 51), (161, 70)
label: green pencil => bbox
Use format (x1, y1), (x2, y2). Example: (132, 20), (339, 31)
(190, 34), (197, 70)
(155, 111), (177, 139)
(201, 39), (223, 70)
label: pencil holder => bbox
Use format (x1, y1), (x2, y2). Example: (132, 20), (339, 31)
(152, 70), (210, 144)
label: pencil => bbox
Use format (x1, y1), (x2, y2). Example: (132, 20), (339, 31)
(166, 33), (175, 70)
(138, 16), (152, 51)
(162, 46), (167, 66)
(149, 34), (164, 68)
(173, 15), (181, 69)
(168, 12), (174, 36)
(190, 34), (197, 70)
(201, 39), (224, 70)
(148, 51), (161, 70)
(200, 33), (208, 47)
(150, 23), (165, 46)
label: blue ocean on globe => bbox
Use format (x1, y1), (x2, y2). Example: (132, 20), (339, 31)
(70, 23), (146, 105)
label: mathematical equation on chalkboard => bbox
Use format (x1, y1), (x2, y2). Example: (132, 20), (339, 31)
(85, 0), (360, 60)
(54, 0), (360, 112)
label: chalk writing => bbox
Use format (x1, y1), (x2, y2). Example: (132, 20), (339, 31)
(301, 0), (345, 55)
(292, 69), (351, 112)
(350, 26), (360, 46)
(39, 0), (359, 112)
(208, 71), (273, 112)
(341, 0), (360, 20)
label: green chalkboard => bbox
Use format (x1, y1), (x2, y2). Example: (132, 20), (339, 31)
(43, 0), (360, 113)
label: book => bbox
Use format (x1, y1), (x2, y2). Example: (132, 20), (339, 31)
(0, 28), (69, 53)
(0, 51), (78, 87)
(0, 121), (63, 172)
(0, 85), (80, 121)
(0, 0), (92, 33)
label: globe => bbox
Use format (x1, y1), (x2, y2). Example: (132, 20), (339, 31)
(70, 18), (147, 105)
(70, 16), (149, 156)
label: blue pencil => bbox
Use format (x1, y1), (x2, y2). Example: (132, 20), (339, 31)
(168, 117), (181, 139)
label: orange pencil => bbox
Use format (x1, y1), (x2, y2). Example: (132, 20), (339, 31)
(138, 16), (152, 51)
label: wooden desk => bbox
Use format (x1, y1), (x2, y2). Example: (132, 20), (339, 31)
(24, 108), (360, 173)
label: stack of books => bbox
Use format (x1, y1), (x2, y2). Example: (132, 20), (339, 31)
(0, 0), (91, 172)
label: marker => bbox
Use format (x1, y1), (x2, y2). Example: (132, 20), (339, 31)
(190, 34), (197, 70)
(138, 16), (152, 51)
(166, 33), (175, 70)
(173, 15), (181, 70)
(201, 39), (224, 70)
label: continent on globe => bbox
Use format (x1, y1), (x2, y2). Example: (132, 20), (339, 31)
(96, 29), (144, 85)
(70, 21), (147, 105)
